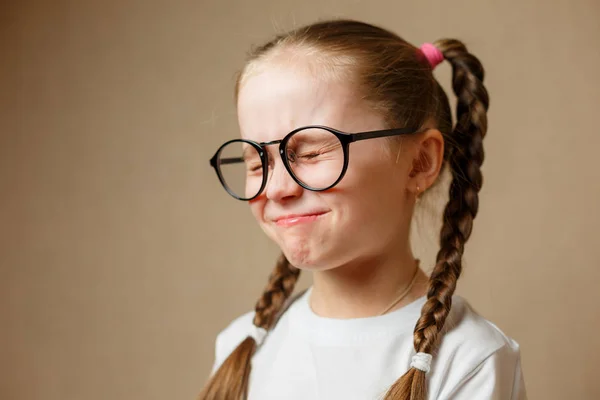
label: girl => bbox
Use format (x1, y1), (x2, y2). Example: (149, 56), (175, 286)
(202, 19), (526, 400)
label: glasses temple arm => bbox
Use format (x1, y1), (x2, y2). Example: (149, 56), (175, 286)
(350, 127), (419, 142)
(217, 157), (245, 165)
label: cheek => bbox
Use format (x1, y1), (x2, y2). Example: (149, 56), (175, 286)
(335, 152), (408, 228)
(249, 199), (265, 223)
(249, 196), (283, 239)
(344, 146), (407, 197)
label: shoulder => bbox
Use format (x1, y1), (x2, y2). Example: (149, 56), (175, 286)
(211, 311), (255, 372)
(430, 296), (526, 399)
(210, 291), (306, 373)
(442, 296), (519, 353)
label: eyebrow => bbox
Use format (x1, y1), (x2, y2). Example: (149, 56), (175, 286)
(287, 132), (339, 146)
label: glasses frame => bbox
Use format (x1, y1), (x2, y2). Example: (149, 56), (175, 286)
(209, 125), (420, 201)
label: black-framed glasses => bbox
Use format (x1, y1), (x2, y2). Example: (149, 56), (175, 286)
(209, 125), (420, 201)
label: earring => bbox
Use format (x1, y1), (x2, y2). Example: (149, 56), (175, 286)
(416, 185), (421, 202)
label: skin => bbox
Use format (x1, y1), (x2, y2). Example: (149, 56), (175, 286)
(236, 57), (445, 319)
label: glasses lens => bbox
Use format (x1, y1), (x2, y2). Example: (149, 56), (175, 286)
(217, 141), (263, 199)
(286, 128), (344, 190)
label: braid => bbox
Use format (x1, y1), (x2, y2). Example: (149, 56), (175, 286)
(198, 254), (300, 400)
(386, 39), (489, 400)
(253, 253), (301, 328)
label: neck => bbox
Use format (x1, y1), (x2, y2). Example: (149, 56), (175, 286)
(309, 245), (428, 319)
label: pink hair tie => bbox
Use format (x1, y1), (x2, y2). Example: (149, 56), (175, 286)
(420, 43), (444, 69)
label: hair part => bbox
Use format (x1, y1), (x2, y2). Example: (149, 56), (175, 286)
(201, 19), (489, 400)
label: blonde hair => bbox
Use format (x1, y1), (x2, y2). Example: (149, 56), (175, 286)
(200, 19), (489, 400)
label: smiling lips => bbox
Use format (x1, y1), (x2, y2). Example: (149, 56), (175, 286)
(274, 211), (329, 227)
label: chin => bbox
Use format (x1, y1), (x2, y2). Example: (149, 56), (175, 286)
(281, 241), (314, 267)
(279, 241), (336, 271)
(262, 221), (337, 269)
(273, 235), (312, 266)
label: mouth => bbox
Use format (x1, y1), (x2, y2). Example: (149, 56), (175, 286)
(273, 211), (330, 227)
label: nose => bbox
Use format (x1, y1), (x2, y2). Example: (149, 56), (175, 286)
(265, 157), (303, 202)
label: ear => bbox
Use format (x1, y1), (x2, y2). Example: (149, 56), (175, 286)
(407, 129), (445, 195)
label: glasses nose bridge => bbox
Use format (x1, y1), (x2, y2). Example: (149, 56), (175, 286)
(260, 139), (296, 192)
(260, 139), (286, 166)
(260, 139), (284, 153)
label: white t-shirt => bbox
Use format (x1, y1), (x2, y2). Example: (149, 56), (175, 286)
(212, 289), (527, 400)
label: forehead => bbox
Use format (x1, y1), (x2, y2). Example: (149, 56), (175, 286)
(236, 61), (379, 142)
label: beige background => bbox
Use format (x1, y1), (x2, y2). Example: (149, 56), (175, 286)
(1, 0), (599, 399)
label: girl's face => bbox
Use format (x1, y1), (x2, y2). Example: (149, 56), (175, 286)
(236, 61), (417, 270)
